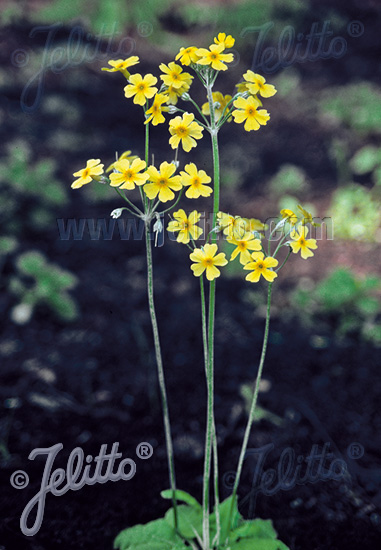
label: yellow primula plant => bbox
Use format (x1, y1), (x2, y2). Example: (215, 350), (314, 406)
(70, 34), (320, 550)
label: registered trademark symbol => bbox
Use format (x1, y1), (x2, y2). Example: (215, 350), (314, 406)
(347, 442), (364, 460)
(347, 20), (364, 38)
(136, 442), (153, 459)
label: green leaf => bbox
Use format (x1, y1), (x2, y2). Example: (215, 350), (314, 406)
(350, 146), (381, 174)
(0, 236), (18, 255)
(161, 489), (201, 508)
(356, 296), (380, 316)
(165, 504), (203, 539)
(47, 293), (79, 321)
(372, 165), (381, 186)
(16, 251), (46, 275)
(229, 518), (278, 542)
(114, 517), (186, 550)
(317, 268), (358, 310)
(211, 495), (242, 543)
(230, 539), (290, 550)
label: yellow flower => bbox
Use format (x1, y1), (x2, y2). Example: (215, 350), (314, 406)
(297, 204), (321, 227)
(164, 83), (190, 105)
(236, 81), (249, 94)
(102, 56), (139, 77)
(280, 209), (298, 225)
(175, 46), (200, 66)
(144, 161), (182, 202)
(244, 252), (278, 283)
(232, 96), (270, 132)
(227, 233), (262, 265)
(106, 151), (137, 173)
(243, 70), (277, 98)
(167, 209), (203, 244)
(124, 73), (158, 106)
(217, 212), (246, 239)
(201, 92), (233, 122)
(145, 93), (168, 126)
(180, 163), (212, 199)
(242, 217), (268, 232)
(109, 158), (148, 189)
(214, 33), (235, 49)
(72, 159), (104, 189)
(169, 113), (204, 152)
(159, 62), (193, 89)
(190, 243), (228, 281)
(289, 226), (318, 259)
(195, 44), (234, 71)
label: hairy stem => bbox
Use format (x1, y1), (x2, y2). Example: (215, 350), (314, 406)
(202, 77), (221, 550)
(227, 282), (273, 534)
(144, 221), (178, 529)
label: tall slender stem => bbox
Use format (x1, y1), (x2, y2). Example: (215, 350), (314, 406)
(200, 277), (221, 548)
(227, 282), (273, 533)
(202, 76), (221, 550)
(144, 221), (178, 529)
(143, 113), (149, 211)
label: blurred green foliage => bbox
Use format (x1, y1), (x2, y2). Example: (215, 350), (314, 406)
(350, 145), (381, 187)
(330, 184), (380, 241)
(0, 140), (67, 233)
(9, 251), (79, 323)
(1, 0), (307, 56)
(269, 164), (309, 196)
(295, 268), (381, 345)
(320, 82), (381, 135)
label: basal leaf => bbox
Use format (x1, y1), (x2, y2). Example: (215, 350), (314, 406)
(114, 517), (186, 550)
(229, 518), (277, 542)
(165, 504), (203, 539)
(161, 489), (201, 508)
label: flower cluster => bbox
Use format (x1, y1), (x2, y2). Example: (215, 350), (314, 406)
(72, 32), (317, 285)
(174, 205), (318, 283)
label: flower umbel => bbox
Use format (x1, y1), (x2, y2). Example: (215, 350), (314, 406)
(109, 158), (148, 189)
(244, 252), (278, 283)
(167, 209), (203, 244)
(124, 73), (158, 106)
(72, 159), (104, 189)
(195, 43), (234, 71)
(227, 233), (262, 265)
(180, 163), (212, 199)
(190, 243), (228, 281)
(232, 96), (270, 132)
(144, 161), (182, 203)
(289, 226), (318, 259)
(169, 113), (204, 152)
